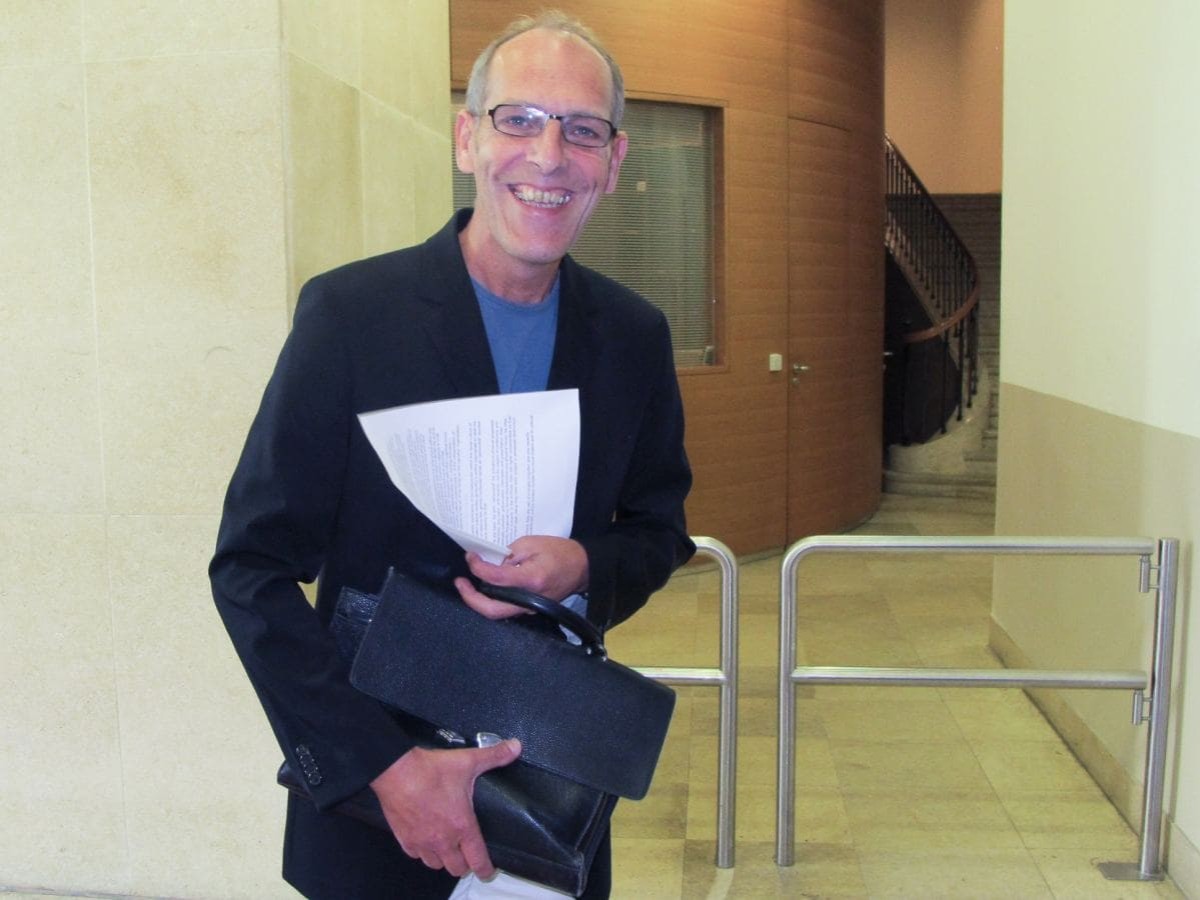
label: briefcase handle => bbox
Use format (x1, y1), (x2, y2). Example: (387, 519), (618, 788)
(478, 582), (606, 658)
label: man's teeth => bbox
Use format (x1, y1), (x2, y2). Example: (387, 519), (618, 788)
(514, 187), (570, 206)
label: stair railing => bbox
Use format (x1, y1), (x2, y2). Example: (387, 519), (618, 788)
(885, 136), (981, 438)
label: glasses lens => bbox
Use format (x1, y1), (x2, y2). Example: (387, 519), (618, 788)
(490, 105), (544, 137)
(489, 105), (613, 147)
(560, 116), (612, 148)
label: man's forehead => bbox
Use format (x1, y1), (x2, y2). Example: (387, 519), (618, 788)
(487, 28), (612, 106)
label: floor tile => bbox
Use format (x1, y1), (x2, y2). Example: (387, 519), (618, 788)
(973, 739), (1104, 795)
(830, 740), (995, 794)
(842, 791), (1025, 851)
(1002, 793), (1140, 850)
(817, 697), (963, 744)
(610, 837), (684, 899)
(855, 847), (1054, 898)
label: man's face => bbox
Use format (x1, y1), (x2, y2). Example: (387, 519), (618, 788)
(455, 28), (628, 290)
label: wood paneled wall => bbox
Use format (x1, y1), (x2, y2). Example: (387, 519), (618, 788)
(451, 1), (884, 557)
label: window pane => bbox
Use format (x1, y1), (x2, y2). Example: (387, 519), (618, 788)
(452, 96), (717, 367)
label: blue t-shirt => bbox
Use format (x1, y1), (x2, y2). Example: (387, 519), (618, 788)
(472, 276), (559, 394)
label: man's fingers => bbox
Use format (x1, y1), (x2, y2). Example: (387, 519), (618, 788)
(371, 745), (513, 877)
(459, 826), (496, 880)
(455, 577), (529, 620)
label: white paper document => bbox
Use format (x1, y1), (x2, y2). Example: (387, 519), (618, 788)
(357, 389), (580, 564)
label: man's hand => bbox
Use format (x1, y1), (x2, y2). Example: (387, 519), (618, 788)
(456, 535), (589, 619)
(369, 740), (521, 878)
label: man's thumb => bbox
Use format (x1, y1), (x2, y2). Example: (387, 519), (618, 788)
(475, 738), (522, 772)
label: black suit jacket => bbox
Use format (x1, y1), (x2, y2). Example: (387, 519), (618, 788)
(210, 210), (693, 896)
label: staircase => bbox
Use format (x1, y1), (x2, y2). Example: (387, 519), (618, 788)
(885, 193), (1002, 499)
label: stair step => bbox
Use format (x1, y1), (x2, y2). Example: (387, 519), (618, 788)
(965, 445), (997, 463)
(884, 469), (997, 500)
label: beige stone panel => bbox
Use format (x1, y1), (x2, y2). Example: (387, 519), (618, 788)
(86, 52), (288, 516)
(412, 120), (455, 239)
(286, 52), (364, 299)
(1167, 821), (1200, 900)
(0, 0), (82, 65)
(360, 95), (417, 258)
(361, 0), (411, 110)
(83, 0), (279, 60)
(282, 0), (362, 88)
(0, 515), (128, 892)
(0, 63), (104, 513)
(406, 0), (451, 136)
(107, 514), (291, 898)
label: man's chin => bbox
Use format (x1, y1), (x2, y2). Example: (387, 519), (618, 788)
(503, 234), (578, 268)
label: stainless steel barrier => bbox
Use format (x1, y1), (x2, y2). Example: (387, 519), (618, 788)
(775, 535), (1180, 882)
(638, 536), (738, 868)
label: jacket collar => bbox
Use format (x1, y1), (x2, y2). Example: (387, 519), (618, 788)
(417, 209), (600, 396)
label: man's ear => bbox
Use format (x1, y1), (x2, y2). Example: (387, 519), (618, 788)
(604, 130), (629, 194)
(454, 108), (477, 174)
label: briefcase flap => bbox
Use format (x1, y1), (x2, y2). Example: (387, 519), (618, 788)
(350, 572), (674, 799)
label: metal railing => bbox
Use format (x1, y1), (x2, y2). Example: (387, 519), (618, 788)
(885, 136), (981, 441)
(776, 535), (1180, 882)
(638, 536), (739, 868)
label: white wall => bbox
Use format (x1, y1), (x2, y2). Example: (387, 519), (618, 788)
(1002, 2), (1200, 439)
(997, 0), (1199, 890)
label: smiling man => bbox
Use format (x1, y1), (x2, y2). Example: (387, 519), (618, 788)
(210, 11), (693, 900)
(453, 23), (628, 302)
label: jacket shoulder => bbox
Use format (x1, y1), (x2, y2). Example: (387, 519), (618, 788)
(297, 213), (466, 314)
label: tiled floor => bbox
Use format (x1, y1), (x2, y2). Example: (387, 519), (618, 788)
(606, 492), (1186, 899)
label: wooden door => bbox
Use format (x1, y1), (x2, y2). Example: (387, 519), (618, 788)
(787, 119), (855, 541)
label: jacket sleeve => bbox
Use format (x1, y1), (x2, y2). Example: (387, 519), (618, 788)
(209, 280), (412, 809)
(577, 313), (695, 631)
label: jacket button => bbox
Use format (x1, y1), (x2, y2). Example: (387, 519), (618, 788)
(295, 744), (322, 786)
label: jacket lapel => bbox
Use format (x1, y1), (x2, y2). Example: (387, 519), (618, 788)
(548, 256), (601, 392)
(416, 212), (499, 398)
(417, 214), (602, 398)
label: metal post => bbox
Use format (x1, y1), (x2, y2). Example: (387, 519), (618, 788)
(1140, 538), (1179, 877)
(638, 536), (738, 868)
(1098, 537), (1180, 881)
(776, 545), (800, 867)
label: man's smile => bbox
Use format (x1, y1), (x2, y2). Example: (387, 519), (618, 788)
(511, 185), (572, 207)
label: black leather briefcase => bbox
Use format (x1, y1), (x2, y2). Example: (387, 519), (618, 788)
(279, 573), (673, 896)
(349, 572), (675, 800)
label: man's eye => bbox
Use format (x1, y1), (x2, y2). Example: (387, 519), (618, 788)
(503, 115), (532, 129)
(568, 123), (600, 140)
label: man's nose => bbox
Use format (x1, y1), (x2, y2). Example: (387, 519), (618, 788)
(526, 119), (567, 171)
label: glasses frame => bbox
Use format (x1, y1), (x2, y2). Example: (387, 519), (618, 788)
(485, 104), (616, 148)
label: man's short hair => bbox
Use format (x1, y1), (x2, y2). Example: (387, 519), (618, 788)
(464, 10), (626, 128)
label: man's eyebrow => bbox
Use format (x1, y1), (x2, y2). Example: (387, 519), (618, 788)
(502, 101), (609, 117)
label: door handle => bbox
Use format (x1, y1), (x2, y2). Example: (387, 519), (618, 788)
(791, 362), (809, 385)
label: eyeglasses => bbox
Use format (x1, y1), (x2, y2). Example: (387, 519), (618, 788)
(486, 104), (616, 149)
